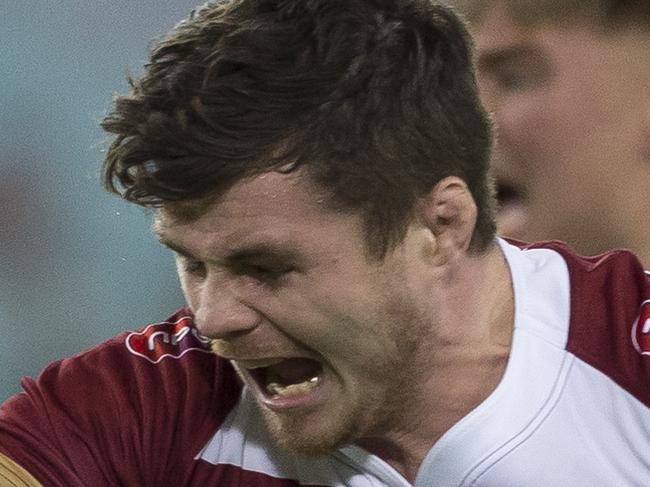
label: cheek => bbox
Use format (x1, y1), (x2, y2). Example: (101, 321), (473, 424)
(175, 268), (213, 315)
(500, 99), (594, 199)
(275, 278), (392, 355)
(176, 270), (194, 304)
(495, 96), (553, 159)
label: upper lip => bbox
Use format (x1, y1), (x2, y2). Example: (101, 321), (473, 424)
(225, 354), (322, 370)
(234, 358), (289, 369)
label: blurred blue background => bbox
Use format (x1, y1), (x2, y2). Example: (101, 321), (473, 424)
(1, 1), (197, 401)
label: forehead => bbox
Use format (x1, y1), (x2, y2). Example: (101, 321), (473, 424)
(472, 4), (605, 64)
(473, 5), (650, 78)
(464, 0), (604, 27)
(472, 3), (525, 52)
(471, 3), (582, 50)
(154, 170), (360, 252)
(471, 5), (548, 77)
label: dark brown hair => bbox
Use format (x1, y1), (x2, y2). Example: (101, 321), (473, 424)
(102, 0), (495, 258)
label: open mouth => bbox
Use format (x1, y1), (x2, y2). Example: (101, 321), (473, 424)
(245, 358), (324, 399)
(494, 178), (529, 240)
(496, 180), (524, 208)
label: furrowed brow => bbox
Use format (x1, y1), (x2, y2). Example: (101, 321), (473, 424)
(154, 225), (301, 266)
(226, 243), (300, 265)
(152, 219), (194, 258)
(154, 231), (196, 259)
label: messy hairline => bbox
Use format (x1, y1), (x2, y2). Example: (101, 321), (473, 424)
(156, 161), (313, 222)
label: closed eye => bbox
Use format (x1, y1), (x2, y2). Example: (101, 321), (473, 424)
(226, 244), (301, 285)
(234, 262), (295, 284)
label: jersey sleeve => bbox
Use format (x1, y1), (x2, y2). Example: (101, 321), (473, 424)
(521, 240), (650, 407)
(0, 310), (241, 486)
(566, 250), (650, 406)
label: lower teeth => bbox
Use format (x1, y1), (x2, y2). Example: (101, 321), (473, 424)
(266, 376), (320, 397)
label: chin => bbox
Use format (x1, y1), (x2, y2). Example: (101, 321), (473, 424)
(258, 401), (363, 456)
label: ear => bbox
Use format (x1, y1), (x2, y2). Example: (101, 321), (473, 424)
(417, 176), (478, 260)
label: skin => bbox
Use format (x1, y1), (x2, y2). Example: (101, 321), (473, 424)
(470, 3), (650, 265)
(154, 169), (514, 482)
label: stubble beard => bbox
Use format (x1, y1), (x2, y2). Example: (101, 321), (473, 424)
(258, 399), (364, 456)
(257, 318), (429, 457)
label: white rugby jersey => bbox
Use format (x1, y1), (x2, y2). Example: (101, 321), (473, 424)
(415, 239), (650, 486)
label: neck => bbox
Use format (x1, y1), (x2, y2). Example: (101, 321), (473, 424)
(623, 197), (650, 268)
(628, 232), (650, 269)
(609, 170), (650, 268)
(358, 242), (515, 483)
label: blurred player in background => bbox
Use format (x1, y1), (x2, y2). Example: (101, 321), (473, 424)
(447, 0), (650, 266)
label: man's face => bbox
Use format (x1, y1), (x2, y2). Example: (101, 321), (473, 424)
(472, 4), (649, 254)
(155, 170), (434, 454)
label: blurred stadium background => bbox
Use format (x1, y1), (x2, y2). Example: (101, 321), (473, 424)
(1, 1), (197, 401)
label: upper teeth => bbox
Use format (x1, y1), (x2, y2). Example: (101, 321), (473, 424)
(266, 376), (320, 397)
(236, 359), (286, 369)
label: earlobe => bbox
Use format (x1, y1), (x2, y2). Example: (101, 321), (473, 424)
(418, 176), (478, 256)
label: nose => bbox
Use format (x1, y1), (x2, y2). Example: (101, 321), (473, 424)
(192, 279), (262, 340)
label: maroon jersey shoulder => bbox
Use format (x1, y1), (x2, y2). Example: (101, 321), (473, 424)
(514, 239), (650, 407)
(0, 308), (242, 486)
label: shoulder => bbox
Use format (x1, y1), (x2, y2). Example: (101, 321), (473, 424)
(28, 308), (240, 425)
(0, 308), (242, 485)
(513, 239), (650, 406)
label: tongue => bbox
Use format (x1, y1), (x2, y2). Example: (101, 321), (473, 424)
(266, 358), (321, 386)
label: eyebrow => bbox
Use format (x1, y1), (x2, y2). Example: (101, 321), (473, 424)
(226, 244), (301, 265)
(152, 220), (196, 258)
(477, 44), (542, 72)
(156, 231), (301, 265)
(157, 236), (195, 258)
